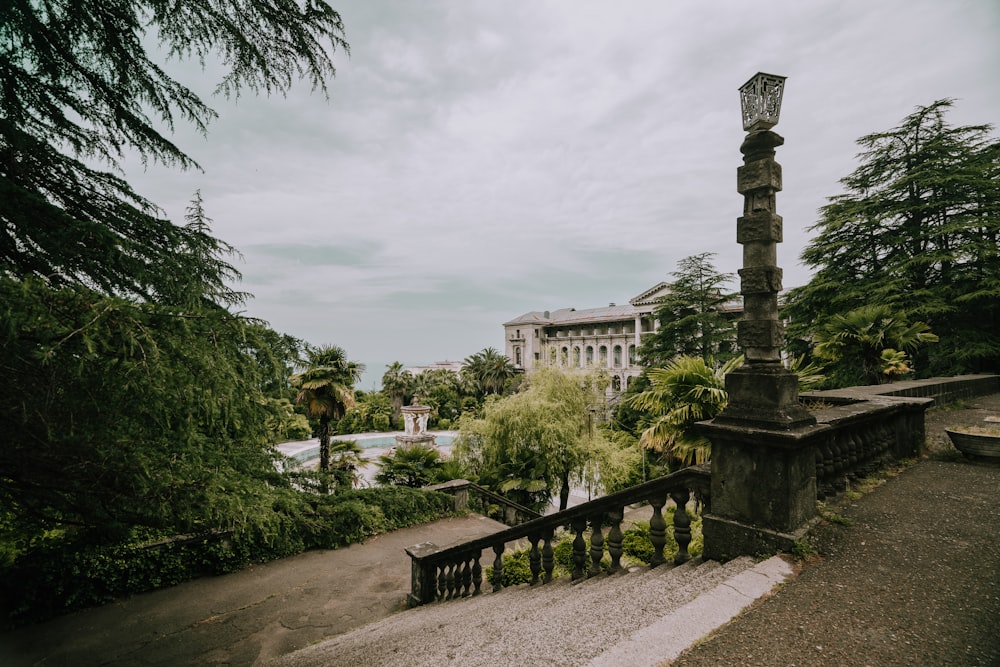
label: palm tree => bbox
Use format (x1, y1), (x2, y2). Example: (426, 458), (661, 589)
(626, 355), (742, 467)
(381, 361), (413, 427)
(813, 305), (938, 385)
(328, 439), (365, 490)
(374, 443), (442, 487)
(462, 347), (517, 398)
(290, 345), (364, 489)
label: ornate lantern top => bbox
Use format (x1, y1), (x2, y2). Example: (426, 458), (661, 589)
(739, 72), (786, 132)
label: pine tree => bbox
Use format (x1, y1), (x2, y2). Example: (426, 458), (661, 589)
(1, 0), (348, 300)
(638, 253), (738, 368)
(785, 100), (1000, 376)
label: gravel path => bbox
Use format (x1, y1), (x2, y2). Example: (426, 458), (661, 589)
(673, 394), (1000, 667)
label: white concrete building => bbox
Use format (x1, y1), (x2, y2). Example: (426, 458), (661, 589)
(502, 283), (673, 392)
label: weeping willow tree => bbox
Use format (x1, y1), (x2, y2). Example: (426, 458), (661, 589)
(455, 369), (608, 512)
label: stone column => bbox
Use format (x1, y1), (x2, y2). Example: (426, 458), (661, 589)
(699, 88), (828, 559)
(714, 128), (814, 430)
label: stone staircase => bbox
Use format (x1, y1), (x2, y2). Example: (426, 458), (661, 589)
(272, 553), (793, 667)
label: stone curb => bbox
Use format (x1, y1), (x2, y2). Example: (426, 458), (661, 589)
(586, 555), (794, 667)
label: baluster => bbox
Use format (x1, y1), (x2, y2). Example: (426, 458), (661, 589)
(670, 488), (692, 564)
(820, 436), (836, 496)
(437, 564), (447, 601)
(832, 432), (847, 481)
(815, 443), (829, 499)
(606, 509), (624, 573)
(648, 494), (667, 567)
(492, 544), (504, 592)
(589, 516), (605, 577)
(472, 555), (483, 596)
(541, 528), (555, 583)
(528, 534), (542, 585)
(445, 562), (457, 600)
(571, 518), (588, 580)
(851, 427), (868, 474)
(847, 427), (860, 476)
(460, 555), (473, 597)
(878, 421), (894, 465)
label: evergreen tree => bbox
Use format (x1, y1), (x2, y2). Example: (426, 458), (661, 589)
(638, 253), (738, 368)
(461, 347), (518, 399)
(1, 0), (348, 300)
(785, 100), (1000, 376)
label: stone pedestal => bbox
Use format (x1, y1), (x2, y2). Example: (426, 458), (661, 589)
(699, 419), (828, 559)
(396, 404), (436, 447)
(715, 365), (815, 430)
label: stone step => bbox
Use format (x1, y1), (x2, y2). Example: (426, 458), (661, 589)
(272, 555), (793, 667)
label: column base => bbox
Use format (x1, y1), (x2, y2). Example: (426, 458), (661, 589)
(702, 514), (818, 561)
(715, 365), (816, 430)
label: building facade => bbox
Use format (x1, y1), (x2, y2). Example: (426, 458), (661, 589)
(502, 283), (672, 392)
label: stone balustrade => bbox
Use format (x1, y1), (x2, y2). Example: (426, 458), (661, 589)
(425, 479), (541, 527)
(406, 465), (710, 607)
(807, 395), (930, 499)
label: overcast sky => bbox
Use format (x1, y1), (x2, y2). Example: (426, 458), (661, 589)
(123, 0), (1000, 389)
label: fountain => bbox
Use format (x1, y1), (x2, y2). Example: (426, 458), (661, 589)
(396, 404), (437, 447)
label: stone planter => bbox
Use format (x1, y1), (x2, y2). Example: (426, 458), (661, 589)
(945, 428), (1000, 460)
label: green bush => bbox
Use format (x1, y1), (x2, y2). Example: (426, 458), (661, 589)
(485, 550), (534, 587)
(622, 524), (655, 563)
(372, 413), (391, 431)
(0, 487), (456, 628)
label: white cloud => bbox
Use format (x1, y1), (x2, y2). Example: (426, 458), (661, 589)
(121, 0), (1000, 386)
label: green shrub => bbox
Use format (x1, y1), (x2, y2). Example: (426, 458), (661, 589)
(622, 524), (655, 563)
(372, 413), (391, 431)
(0, 487), (456, 628)
(485, 550), (534, 587)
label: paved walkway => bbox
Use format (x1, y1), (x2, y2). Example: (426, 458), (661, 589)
(675, 459), (1000, 666)
(0, 515), (508, 666)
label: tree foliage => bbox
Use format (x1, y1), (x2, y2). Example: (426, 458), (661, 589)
(1, 0), (348, 299)
(0, 276), (301, 544)
(461, 347), (519, 399)
(381, 361), (413, 427)
(454, 369), (608, 512)
(626, 355), (741, 467)
(785, 100), (1000, 377)
(812, 305), (938, 386)
(375, 443), (445, 488)
(638, 253), (738, 368)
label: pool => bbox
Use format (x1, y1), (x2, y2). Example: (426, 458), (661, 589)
(277, 431), (457, 465)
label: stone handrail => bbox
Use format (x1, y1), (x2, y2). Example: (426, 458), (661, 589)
(425, 479), (541, 526)
(807, 394), (930, 498)
(406, 464), (711, 607)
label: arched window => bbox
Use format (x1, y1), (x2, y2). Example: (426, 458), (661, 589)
(515, 347), (522, 366)
(613, 345), (622, 368)
(560, 346), (569, 366)
(628, 344), (636, 366)
(599, 345), (608, 367)
(612, 375), (622, 391)
(573, 346), (581, 367)
(586, 346), (594, 366)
